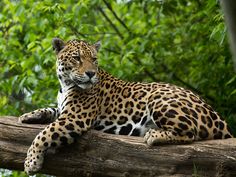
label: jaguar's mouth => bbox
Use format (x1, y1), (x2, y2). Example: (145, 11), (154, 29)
(76, 78), (97, 85)
(76, 80), (92, 85)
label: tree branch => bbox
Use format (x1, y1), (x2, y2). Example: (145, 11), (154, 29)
(97, 6), (124, 39)
(155, 0), (164, 27)
(103, 47), (121, 54)
(1, 116), (236, 177)
(132, 54), (160, 81)
(102, 0), (131, 34)
(66, 23), (87, 38)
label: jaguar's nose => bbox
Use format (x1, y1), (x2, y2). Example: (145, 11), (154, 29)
(85, 71), (95, 78)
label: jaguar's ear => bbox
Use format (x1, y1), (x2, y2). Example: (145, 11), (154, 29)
(52, 38), (65, 53)
(93, 41), (101, 52)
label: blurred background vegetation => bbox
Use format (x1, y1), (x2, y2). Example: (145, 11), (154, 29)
(0, 0), (236, 176)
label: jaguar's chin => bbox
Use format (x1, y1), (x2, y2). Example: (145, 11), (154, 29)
(77, 82), (94, 90)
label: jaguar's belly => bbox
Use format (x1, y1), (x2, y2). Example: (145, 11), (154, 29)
(93, 114), (157, 137)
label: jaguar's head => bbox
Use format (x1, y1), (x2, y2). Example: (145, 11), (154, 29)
(52, 38), (100, 90)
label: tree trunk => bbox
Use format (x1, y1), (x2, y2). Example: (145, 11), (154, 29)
(0, 116), (236, 177)
(220, 0), (236, 72)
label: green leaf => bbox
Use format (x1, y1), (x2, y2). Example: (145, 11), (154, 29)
(27, 41), (36, 50)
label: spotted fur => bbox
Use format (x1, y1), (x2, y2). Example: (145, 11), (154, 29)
(19, 38), (233, 174)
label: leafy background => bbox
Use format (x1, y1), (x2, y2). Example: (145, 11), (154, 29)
(0, 0), (236, 176)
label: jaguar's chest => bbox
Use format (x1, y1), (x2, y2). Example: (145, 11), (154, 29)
(57, 89), (65, 112)
(57, 87), (99, 113)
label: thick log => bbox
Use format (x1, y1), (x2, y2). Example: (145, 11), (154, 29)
(0, 116), (236, 177)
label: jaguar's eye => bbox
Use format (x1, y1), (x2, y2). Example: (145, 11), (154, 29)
(92, 57), (98, 64)
(72, 55), (80, 61)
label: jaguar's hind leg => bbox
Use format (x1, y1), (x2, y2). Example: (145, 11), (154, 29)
(144, 129), (195, 146)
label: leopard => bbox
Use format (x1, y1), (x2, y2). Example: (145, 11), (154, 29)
(19, 38), (233, 175)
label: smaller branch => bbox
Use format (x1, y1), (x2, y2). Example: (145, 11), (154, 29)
(98, 6), (124, 39)
(103, 47), (121, 54)
(142, 68), (159, 81)
(132, 54), (160, 81)
(156, 1), (164, 27)
(66, 24), (87, 38)
(102, 0), (131, 34)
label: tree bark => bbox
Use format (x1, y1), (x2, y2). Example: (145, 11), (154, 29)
(220, 0), (236, 72)
(0, 116), (236, 177)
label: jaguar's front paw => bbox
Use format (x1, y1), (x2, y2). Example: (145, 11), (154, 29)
(19, 112), (44, 124)
(24, 146), (44, 175)
(144, 129), (158, 146)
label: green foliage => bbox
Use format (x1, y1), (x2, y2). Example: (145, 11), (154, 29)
(0, 1), (235, 128)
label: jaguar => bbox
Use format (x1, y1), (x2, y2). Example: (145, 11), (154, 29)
(19, 38), (233, 174)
